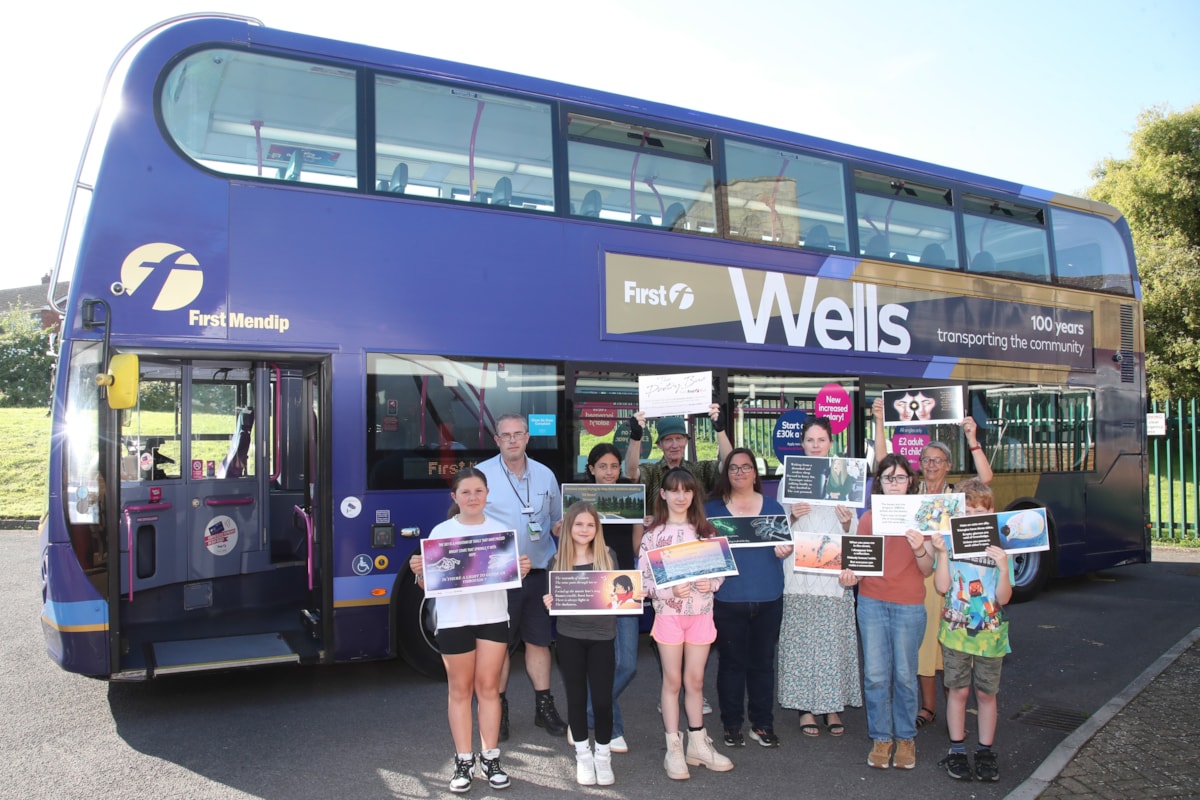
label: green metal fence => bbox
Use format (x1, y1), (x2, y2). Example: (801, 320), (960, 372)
(1149, 398), (1199, 541)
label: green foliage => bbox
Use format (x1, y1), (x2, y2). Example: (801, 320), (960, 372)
(1089, 104), (1200, 401)
(0, 303), (54, 408)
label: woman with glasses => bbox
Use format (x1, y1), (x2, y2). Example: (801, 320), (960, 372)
(776, 417), (862, 739)
(846, 451), (933, 770)
(704, 448), (790, 748)
(877, 400), (992, 731)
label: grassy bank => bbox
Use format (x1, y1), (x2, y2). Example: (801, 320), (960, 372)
(0, 408), (50, 520)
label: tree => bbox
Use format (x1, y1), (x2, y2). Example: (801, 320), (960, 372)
(1089, 104), (1200, 401)
(0, 301), (55, 407)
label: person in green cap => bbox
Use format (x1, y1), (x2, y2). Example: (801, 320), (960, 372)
(623, 404), (733, 504)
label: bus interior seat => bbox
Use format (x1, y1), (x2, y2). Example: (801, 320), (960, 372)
(920, 243), (948, 266)
(218, 409), (254, 479)
(864, 234), (889, 258)
(282, 150), (302, 181)
(804, 224), (830, 249)
(971, 250), (996, 271)
(663, 202), (687, 230)
(580, 190), (602, 217)
(389, 162), (409, 194)
(492, 177), (512, 206)
(635, 214), (653, 225)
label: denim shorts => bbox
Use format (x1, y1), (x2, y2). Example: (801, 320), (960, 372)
(651, 613), (717, 646)
(942, 646), (1004, 696)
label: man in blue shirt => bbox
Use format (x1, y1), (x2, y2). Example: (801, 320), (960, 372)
(477, 413), (566, 740)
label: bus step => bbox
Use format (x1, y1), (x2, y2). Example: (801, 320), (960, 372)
(152, 633), (299, 676)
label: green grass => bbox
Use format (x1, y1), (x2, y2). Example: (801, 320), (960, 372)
(0, 408), (51, 520)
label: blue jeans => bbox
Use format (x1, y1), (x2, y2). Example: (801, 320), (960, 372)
(857, 595), (926, 742)
(713, 597), (784, 731)
(586, 615), (639, 737)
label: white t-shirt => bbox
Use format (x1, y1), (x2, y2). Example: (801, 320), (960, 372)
(426, 514), (511, 631)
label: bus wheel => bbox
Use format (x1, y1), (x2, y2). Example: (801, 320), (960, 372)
(1009, 549), (1050, 603)
(395, 564), (446, 680)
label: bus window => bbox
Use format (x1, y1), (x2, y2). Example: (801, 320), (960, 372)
(123, 363), (183, 482)
(973, 386), (1095, 473)
(963, 195), (1050, 282)
(854, 171), (957, 267)
(724, 140), (849, 252)
(366, 355), (562, 489)
(571, 371), (640, 478)
(728, 374), (860, 476)
(374, 76), (555, 209)
(566, 114), (715, 231)
(161, 49), (358, 187)
(190, 366), (256, 480)
(1052, 208), (1135, 295)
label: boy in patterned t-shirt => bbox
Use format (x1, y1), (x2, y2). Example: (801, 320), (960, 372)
(928, 478), (1012, 783)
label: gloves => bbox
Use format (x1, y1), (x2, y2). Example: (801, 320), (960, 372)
(628, 414), (643, 441)
(712, 406), (727, 433)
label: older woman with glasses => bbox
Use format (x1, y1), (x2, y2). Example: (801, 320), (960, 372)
(873, 397), (992, 732)
(843, 452), (933, 770)
(705, 447), (790, 749)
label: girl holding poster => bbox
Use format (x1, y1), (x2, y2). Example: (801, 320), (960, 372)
(850, 454), (934, 770)
(777, 417), (862, 738)
(638, 467), (734, 780)
(410, 467), (530, 794)
(542, 502), (622, 786)
(582, 443), (643, 755)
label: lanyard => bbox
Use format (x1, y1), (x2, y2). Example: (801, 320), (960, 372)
(502, 461), (531, 511)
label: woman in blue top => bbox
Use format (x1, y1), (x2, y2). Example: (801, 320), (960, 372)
(705, 447), (792, 748)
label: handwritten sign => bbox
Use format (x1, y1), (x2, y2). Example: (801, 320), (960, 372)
(637, 371), (712, 418)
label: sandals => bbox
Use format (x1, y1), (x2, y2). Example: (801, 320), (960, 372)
(798, 711), (820, 737)
(916, 707), (937, 729)
(824, 714), (845, 736)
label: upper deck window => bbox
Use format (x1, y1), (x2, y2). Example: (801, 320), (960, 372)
(853, 171), (957, 268)
(1051, 208), (1134, 295)
(566, 114), (715, 232)
(723, 141), (849, 252)
(161, 49), (357, 187)
(374, 77), (555, 210)
(963, 194), (1050, 282)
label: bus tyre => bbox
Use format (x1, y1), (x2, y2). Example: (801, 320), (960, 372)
(395, 563), (446, 680)
(1009, 543), (1053, 604)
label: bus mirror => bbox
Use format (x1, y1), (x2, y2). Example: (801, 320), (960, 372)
(97, 354), (139, 409)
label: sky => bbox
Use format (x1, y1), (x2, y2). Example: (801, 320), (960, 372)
(3, 0), (1197, 292)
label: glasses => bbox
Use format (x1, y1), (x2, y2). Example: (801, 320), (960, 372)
(728, 464), (756, 475)
(880, 474), (911, 484)
(496, 432), (527, 442)
(920, 457), (948, 466)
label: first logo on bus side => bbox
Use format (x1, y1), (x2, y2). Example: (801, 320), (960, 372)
(117, 242), (292, 334)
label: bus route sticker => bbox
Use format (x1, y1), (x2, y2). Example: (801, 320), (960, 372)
(204, 515), (239, 556)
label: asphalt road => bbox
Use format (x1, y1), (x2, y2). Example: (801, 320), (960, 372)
(3, 530), (1198, 800)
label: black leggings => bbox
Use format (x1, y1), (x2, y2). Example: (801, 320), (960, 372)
(556, 634), (615, 744)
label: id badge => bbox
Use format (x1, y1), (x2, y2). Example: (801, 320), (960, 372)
(528, 520), (543, 541)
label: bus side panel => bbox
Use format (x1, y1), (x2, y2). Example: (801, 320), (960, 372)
(40, 540), (109, 676)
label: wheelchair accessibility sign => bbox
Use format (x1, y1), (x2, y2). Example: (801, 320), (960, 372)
(352, 554), (373, 575)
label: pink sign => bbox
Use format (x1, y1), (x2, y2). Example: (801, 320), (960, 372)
(891, 426), (930, 472)
(814, 383), (852, 434)
(579, 403), (618, 436)
(191, 459), (204, 479)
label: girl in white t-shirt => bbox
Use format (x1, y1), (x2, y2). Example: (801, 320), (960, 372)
(410, 467), (531, 794)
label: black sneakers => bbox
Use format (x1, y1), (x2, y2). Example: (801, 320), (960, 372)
(748, 727), (781, 748)
(723, 728), (745, 747)
(939, 751), (973, 780)
(477, 753), (511, 789)
(974, 749), (1000, 781)
(449, 754), (474, 793)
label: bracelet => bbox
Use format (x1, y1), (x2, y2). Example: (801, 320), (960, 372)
(969, 445), (982, 452)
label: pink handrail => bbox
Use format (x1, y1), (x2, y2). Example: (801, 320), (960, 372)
(295, 505), (314, 590)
